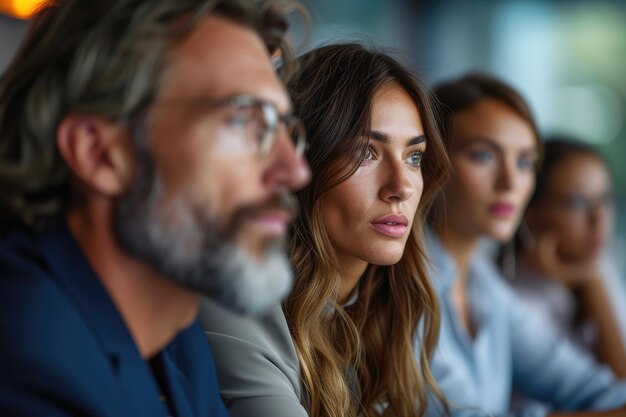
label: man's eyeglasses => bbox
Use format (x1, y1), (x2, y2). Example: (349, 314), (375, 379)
(156, 95), (307, 157)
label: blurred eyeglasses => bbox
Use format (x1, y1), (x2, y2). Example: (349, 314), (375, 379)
(549, 192), (615, 215)
(155, 95), (306, 157)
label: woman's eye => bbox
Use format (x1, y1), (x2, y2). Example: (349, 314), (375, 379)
(565, 195), (590, 212)
(405, 151), (423, 167)
(517, 155), (535, 171)
(360, 146), (374, 164)
(469, 150), (493, 163)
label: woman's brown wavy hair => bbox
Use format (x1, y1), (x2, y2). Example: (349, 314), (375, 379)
(284, 43), (451, 417)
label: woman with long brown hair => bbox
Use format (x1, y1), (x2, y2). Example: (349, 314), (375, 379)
(200, 42), (450, 417)
(283, 42), (450, 417)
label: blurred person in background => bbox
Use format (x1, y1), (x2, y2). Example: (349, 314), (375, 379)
(426, 73), (626, 417)
(0, 0), (309, 415)
(201, 42), (451, 417)
(512, 138), (626, 378)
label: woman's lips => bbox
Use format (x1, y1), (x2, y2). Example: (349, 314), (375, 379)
(370, 223), (408, 237)
(370, 214), (409, 237)
(488, 202), (515, 218)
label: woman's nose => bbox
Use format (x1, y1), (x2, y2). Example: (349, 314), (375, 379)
(379, 160), (414, 203)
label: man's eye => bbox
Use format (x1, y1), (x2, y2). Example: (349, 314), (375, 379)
(227, 108), (255, 128)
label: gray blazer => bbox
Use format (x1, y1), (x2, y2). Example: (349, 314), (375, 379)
(199, 299), (308, 417)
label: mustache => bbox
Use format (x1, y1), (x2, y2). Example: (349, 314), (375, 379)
(224, 191), (298, 237)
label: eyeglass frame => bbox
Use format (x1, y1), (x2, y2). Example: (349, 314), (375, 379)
(150, 94), (307, 157)
(543, 192), (615, 216)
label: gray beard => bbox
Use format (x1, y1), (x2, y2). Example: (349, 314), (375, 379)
(112, 137), (292, 316)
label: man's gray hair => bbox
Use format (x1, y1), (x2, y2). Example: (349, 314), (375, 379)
(0, 0), (301, 229)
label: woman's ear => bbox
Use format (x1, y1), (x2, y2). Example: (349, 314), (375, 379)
(56, 115), (135, 197)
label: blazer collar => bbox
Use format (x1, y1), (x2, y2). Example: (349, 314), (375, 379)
(36, 221), (169, 417)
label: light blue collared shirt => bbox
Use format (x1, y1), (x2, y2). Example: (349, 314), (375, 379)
(424, 229), (626, 417)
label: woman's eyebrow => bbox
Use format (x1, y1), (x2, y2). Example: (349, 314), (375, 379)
(366, 130), (389, 144)
(457, 136), (501, 151)
(366, 131), (426, 147)
(407, 135), (426, 147)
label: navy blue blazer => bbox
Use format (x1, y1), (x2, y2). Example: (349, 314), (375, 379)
(0, 222), (230, 417)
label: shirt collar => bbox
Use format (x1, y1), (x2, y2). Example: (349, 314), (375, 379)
(424, 227), (458, 292)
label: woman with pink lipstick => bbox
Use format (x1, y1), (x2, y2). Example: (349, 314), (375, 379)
(513, 138), (626, 378)
(283, 43), (451, 417)
(425, 73), (626, 417)
(201, 42), (450, 417)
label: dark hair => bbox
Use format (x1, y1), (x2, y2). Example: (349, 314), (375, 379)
(433, 72), (542, 156)
(0, 0), (301, 229)
(290, 43), (449, 214)
(284, 42), (450, 417)
(530, 136), (607, 205)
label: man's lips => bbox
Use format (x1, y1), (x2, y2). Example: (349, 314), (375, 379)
(247, 210), (291, 236)
(488, 202), (515, 218)
(370, 214), (409, 238)
(228, 192), (296, 238)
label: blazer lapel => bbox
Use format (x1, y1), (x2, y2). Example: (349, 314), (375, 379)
(151, 351), (195, 417)
(37, 222), (169, 417)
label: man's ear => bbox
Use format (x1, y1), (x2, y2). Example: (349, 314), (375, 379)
(56, 115), (135, 197)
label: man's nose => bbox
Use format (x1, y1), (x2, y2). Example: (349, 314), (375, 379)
(262, 125), (311, 192)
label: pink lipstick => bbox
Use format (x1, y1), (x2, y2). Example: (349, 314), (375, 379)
(370, 214), (409, 238)
(488, 202), (515, 218)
